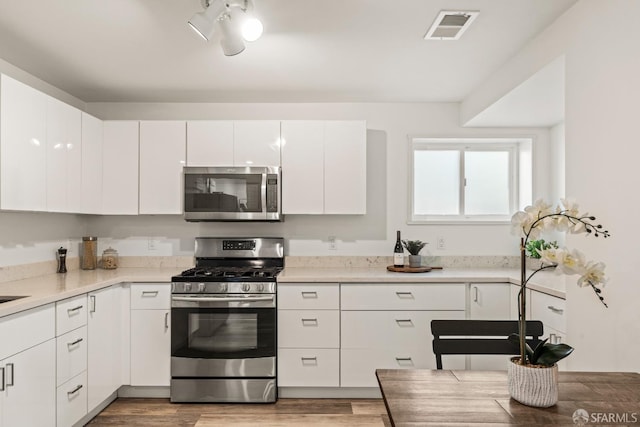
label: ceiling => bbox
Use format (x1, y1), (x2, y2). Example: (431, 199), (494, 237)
(0, 0), (577, 103)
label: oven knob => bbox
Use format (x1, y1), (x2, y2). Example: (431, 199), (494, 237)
(221, 283), (228, 292)
(242, 283), (251, 292)
(257, 283), (264, 292)
(185, 283), (191, 292)
(198, 283), (205, 293)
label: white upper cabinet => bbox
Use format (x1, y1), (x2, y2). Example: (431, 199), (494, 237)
(0, 74), (47, 211)
(186, 120), (233, 166)
(233, 120), (281, 166)
(281, 120), (366, 214)
(139, 121), (186, 214)
(81, 113), (103, 214)
(102, 121), (139, 215)
(281, 121), (324, 214)
(46, 97), (82, 212)
(324, 120), (366, 214)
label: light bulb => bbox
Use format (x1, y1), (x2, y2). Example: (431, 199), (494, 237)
(242, 17), (263, 42)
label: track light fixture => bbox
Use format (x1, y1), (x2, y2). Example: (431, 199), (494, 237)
(188, 0), (263, 56)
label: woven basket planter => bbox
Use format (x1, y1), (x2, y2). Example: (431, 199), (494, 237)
(507, 357), (559, 407)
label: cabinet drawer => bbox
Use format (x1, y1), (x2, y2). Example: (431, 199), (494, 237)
(130, 283), (171, 309)
(56, 294), (88, 336)
(57, 371), (88, 427)
(341, 283), (465, 310)
(278, 348), (339, 387)
(531, 291), (566, 333)
(340, 348), (465, 387)
(341, 310), (464, 350)
(0, 303), (55, 360)
(56, 325), (87, 386)
(278, 310), (339, 348)
(278, 284), (339, 309)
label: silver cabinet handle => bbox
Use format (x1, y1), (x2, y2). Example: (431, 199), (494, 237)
(547, 305), (564, 314)
(395, 357), (413, 366)
(164, 312), (169, 330)
(301, 356), (317, 362)
(301, 318), (318, 326)
(0, 367), (5, 391)
(67, 384), (83, 396)
(67, 305), (83, 314)
(473, 286), (479, 303)
(395, 319), (414, 326)
(301, 291), (318, 298)
(90, 295), (96, 313)
(67, 338), (83, 347)
(142, 291), (159, 297)
(395, 291), (414, 299)
(6, 363), (14, 387)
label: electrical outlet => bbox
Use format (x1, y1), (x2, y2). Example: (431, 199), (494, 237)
(148, 238), (159, 251)
(66, 239), (73, 254)
(328, 236), (337, 250)
(437, 236), (446, 250)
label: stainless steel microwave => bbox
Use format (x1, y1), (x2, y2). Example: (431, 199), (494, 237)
(183, 166), (281, 222)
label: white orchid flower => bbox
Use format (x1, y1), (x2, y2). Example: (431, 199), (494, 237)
(537, 247), (560, 266)
(577, 261), (608, 288)
(556, 248), (587, 275)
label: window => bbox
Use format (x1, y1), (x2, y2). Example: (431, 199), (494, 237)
(410, 137), (532, 223)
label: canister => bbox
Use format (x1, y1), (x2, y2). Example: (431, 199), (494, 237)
(81, 236), (98, 270)
(102, 247), (118, 270)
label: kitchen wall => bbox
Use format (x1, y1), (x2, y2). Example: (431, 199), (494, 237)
(463, 0), (639, 372)
(84, 102), (552, 258)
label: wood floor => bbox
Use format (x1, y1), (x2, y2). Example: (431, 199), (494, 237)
(87, 398), (391, 426)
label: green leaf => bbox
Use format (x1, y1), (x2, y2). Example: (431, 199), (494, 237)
(530, 338), (549, 365)
(534, 343), (574, 366)
(507, 333), (534, 360)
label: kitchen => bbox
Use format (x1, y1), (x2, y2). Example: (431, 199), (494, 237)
(0, 0), (639, 426)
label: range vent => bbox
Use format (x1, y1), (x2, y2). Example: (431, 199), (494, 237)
(424, 10), (479, 40)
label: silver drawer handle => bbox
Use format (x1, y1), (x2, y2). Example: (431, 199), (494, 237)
(547, 305), (564, 314)
(67, 305), (83, 313)
(67, 384), (83, 396)
(395, 292), (414, 299)
(0, 367), (4, 391)
(395, 357), (413, 365)
(301, 291), (318, 298)
(301, 318), (318, 326)
(67, 338), (84, 347)
(142, 291), (159, 297)
(395, 319), (414, 326)
(301, 356), (318, 362)
(165, 312), (169, 330)
(6, 363), (14, 387)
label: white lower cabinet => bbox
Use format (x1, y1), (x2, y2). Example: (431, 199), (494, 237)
(278, 283), (340, 388)
(130, 283), (171, 386)
(0, 339), (56, 427)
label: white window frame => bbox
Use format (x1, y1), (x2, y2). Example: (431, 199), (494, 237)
(409, 137), (529, 224)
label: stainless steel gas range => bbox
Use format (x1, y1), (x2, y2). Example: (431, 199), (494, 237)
(170, 237), (283, 403)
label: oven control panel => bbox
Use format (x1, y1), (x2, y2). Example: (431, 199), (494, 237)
(172, 282), (276, 294)
(223, 240), (256, 251)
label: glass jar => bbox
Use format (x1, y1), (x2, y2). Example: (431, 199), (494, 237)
(81, 236), (98, 270)
(102, 247), (118, 270)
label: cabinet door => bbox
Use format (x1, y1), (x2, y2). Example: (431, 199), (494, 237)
(87, 286), (118, 411)
(469, 283), (511, 319)
(102, 121), (139, 214)
(280, 121), (324, 214)
(233, 120), (281, 166)
(130, 310), (170, 386)
(0, 339), (56, 427)
(81, 112), (103, 214)
(324, 120), (366, 214)
(0, 74), (47, 211)
(139, 121), (186, 214)
(186, 120), (234, 166)
(46, 97), (82, 212)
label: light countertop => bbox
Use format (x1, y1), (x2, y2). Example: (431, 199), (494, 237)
(0, 266), (568, 318)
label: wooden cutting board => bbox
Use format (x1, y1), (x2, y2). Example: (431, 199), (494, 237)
(386, 265), (443, 273)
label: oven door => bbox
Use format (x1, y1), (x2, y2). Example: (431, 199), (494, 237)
(171, 294), (276, 378)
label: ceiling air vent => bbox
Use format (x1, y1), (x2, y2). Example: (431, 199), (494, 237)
(424, 10), (479, 40)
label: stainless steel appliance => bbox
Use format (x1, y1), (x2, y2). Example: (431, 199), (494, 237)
(170, 237), (283, 403)
(183, 166), (281, 222)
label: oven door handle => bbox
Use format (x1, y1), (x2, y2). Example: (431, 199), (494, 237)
(171, 296), (274, 303)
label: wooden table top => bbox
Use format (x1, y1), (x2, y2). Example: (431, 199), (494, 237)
(376, 369), (640, 426)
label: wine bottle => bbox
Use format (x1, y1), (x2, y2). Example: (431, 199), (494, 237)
(393, 230), (404, 267)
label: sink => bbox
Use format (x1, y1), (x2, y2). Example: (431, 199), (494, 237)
(0, 296), (28, 304)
